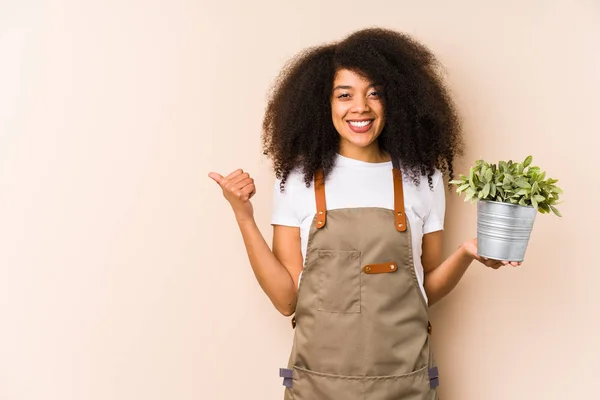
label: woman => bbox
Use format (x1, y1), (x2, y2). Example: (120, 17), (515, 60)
(209, 28), (520, 399)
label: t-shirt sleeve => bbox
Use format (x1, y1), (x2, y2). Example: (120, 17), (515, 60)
(271, 178), (301, 227)
(423, 170), (446, 234)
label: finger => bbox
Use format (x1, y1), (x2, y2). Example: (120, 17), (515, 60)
(239, 178), (255, 194)
(223, 173), (251, 193)
(489, 261), (503, 269)
(226, 177), (254, 195)
(229, 172), (251, 186)
(241, 186), (256, 201)
(237, 180), (256, 200)
(502, 261), (520, 267)
(208, 172), (224, 185)
(225, 169), (245, 180)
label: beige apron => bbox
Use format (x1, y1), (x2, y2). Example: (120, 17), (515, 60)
(279, 161), (439, 400)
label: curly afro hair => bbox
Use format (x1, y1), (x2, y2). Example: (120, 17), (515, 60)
(261, 27), (463, 190)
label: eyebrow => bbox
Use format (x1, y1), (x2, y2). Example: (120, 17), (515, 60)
(333, 83), (380, 91)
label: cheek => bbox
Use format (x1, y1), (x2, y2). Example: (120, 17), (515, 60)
(332, 100), (353, 118)
(374, 104), (385, 126)
(331, 104), (343, 120)
(373, 101), (385, 116)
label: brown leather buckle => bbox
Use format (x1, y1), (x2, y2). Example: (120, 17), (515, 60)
(363, 262), (398, 274)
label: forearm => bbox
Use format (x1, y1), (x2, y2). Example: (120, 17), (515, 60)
(236, 218), (297, 316)
(423, 244), (474, 306)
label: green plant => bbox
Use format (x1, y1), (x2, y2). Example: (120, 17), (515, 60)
(449, 155), (563, 216)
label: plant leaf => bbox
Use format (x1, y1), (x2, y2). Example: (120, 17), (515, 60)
(538, 203), (551, 213)
(550, 205), (562, 217)
(523, 155), (533, 168)
(456, 183), (470, 192)
(537, 171), (546, 182)
(484, 168), (493, 183)
(465, 188), (475, 202)
(482, 183), (490, 199)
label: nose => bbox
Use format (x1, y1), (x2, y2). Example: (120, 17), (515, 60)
(351, 96), (370, 113)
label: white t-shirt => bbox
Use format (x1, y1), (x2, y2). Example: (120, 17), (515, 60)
(270, 154), (446, 303)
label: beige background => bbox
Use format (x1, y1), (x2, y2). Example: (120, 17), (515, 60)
(1, 1), (598, 399)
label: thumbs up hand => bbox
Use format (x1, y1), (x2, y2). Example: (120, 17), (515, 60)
(208, 169), (256, 222)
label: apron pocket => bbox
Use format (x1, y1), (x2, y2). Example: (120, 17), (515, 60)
(364, 365), (435, 400)
(292, 366), (364, 400)
(316, 249), (361, 313)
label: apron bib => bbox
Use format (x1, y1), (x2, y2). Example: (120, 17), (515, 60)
(279, 161), (440, 400)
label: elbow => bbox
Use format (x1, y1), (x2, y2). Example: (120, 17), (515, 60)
(275, 297), (296, 316)
(278, 302), (296, 316)
(280, 308), (295, 317)
(274, 286), (298, 316)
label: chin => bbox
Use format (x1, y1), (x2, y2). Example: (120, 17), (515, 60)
(346, 133), (378, 147)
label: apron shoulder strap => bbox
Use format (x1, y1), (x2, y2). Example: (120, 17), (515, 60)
(313, 161), (406, 232)
(392, 159), (407, 232)
(314, 169), (326, 229)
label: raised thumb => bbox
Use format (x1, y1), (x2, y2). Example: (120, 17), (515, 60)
(208, 172), (224, 185)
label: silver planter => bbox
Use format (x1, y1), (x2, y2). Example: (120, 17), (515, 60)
(477, 200), (537, 262)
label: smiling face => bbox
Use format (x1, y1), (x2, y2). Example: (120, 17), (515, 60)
(330, 68), (386, 161)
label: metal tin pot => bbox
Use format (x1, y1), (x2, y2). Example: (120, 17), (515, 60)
(477, 200), (537, 262)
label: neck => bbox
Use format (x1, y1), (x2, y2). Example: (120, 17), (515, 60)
(338, 142), (390, 163)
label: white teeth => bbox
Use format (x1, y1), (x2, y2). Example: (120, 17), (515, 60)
(349, 120), (373, 127)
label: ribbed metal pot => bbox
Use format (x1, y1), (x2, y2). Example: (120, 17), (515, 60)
(477, 200), (537, 262)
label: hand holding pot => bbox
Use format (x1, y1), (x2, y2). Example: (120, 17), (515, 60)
(463, 238), (522, 269)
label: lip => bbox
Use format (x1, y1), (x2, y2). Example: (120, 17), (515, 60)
(346, 119), (374, 133)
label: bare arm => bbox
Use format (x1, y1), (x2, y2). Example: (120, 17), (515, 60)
(422, 233), (522, 306)
(422, 231), (472, 306)
(236, 220), (303, 315)
(209, 169), (303, 316)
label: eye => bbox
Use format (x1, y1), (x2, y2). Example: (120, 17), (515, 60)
(369, 91), (381, 97)
(337, 93), (350, 99)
